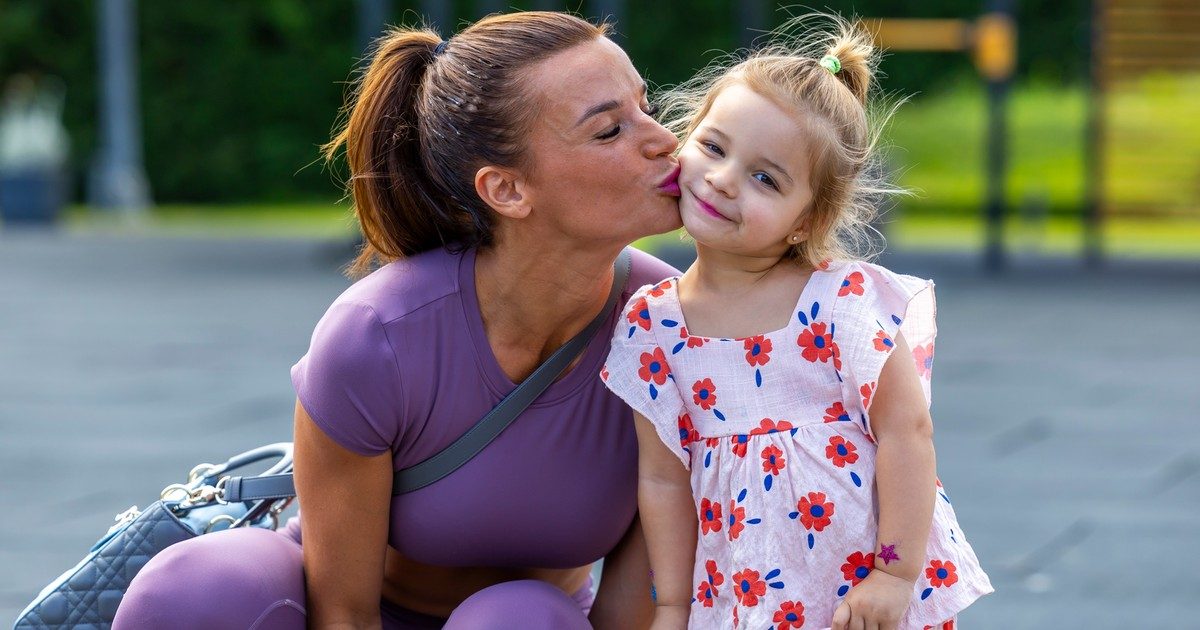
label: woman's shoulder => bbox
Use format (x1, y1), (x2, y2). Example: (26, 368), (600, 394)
(330, 246), (466, 325)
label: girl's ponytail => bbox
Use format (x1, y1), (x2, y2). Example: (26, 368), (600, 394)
(823, 25), (876, 106)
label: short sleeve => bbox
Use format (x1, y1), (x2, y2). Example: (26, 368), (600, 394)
(831, 262), (937, 441)
(291, 301), (404, 456)
(601, 284), (691, 469)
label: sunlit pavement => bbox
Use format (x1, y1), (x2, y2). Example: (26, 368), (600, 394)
(2, 232), (1197, 628)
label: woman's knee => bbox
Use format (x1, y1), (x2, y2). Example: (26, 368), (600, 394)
(444, 579), (590, 630)
(112, 527), (306, 630)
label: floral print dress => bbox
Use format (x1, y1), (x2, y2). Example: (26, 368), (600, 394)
(602, 261), (992, 629)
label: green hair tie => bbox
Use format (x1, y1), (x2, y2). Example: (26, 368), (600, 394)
(819, 55), (842, 74)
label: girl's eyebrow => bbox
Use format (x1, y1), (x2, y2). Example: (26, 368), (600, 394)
(574, 82), (649, 127)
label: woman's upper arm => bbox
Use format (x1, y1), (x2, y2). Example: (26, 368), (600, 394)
(294, 399), (394, 628)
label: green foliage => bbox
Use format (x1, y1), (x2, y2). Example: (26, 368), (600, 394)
(1, 0), (1091, 204)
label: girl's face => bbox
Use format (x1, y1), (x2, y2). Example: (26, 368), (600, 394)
(677, 82), (817, 258)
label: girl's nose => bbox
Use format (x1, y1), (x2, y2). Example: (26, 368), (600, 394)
(705, 165), (736, 198)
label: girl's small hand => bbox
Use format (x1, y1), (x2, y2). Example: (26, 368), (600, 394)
(648, 604), (689, 630)
(830, 569), (914, 630)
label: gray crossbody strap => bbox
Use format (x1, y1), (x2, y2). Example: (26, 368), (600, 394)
(223, 249), (632, 503)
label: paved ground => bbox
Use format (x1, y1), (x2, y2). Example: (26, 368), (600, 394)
(2, 231), (1198, 628)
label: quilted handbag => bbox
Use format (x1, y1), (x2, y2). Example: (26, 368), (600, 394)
(13, 443), (295, 629)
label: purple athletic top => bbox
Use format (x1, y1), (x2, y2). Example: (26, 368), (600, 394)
(291, 246), (677, 569)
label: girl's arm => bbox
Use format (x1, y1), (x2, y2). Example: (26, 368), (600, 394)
(833, 331), (936, 630)
(588, 516), (654, 630)
(869, 331), (937, 582)
(294, 400), (394, 629)
(632, 411), (697, 629)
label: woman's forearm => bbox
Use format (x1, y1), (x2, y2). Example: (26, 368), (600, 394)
(872, 430), (936, 582)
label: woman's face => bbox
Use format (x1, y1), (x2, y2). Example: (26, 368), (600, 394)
(517, 37), (682, 246)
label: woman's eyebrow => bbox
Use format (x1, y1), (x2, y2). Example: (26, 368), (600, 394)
(574, 81), (648, 127)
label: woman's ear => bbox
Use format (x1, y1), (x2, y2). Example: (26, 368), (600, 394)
(475, 165), (531, 220)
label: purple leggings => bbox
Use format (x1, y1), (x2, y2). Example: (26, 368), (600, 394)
(112, 518), (594, 629)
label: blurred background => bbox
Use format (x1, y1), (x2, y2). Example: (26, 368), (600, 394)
(1, 1), (1197, 628)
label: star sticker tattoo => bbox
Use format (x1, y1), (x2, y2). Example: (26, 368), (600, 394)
(878, 544), (901, 565)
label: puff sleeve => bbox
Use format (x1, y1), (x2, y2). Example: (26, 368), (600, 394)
(831, 262), (937, 441)
(601, 284), (692, 469)
(291, 300), (404, 456)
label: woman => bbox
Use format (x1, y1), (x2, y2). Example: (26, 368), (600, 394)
(114, 11), (682, 630)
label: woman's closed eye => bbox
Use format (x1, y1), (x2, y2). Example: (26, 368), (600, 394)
(596, 125), (621, 140)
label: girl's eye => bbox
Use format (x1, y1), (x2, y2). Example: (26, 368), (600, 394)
(701, 142), (724, 157)
(754, 172), (779, 190)
(597, 125), (621, 140)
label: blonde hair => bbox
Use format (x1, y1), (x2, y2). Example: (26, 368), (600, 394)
(659, 13), (907, 267)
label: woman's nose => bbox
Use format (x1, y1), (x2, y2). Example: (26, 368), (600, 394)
(643, 118), (678, 159)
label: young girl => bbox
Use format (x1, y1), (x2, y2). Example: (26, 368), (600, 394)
(602, 17), (992, 630)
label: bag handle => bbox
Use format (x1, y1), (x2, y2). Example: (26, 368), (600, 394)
(222, 248), (632, 502)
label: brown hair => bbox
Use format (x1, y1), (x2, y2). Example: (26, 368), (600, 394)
(660, 14), (907, 267)
(323, 12), (609, 277)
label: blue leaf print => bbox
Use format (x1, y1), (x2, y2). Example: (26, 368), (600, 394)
(764, 475), (773, 491)
(672, 341), (685, 354)
(649, 384), (658, 400)
(837, 584), (850, 597)
(921, 587), (933, 600)
(755, 369), (762, 387)
(850, 472), (862, 487)
(892, 314), (902, 325)
(789, 428), (799, 437)
(704, 450), (712, 468)
(627, 326), (636, 338)
(788, 511), (799, 519)
(810, 301), (820, 320)
(764, 569), (781, 580)
(769, 581), (785, 589)
(797, 310), (808, 326)
(747, 518), (761, 524)
(737, 488), (748, 503)
(940, 492), (952, 504)
(714, 409), (726, 421)
(807, 533), (815, 549)
(950, 528), (958, 543)
(661, 319), (679, 327)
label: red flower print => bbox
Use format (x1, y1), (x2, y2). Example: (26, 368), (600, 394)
(731, 434), (750, 458)
(743, 335), (772, 367)
(797, 492), (835, 531)
(706, 559), (725, 593)
(677, 413), (699, 448)
(838, 271), (865, 297)
(772, 600), (806, 629)
(647, 280), (673, 298)
(925, 622), (956, 630)
(832, 339), (842, 371)
(638, 348), (670, 385)
(680, 326), (705, 348)
(750, 418), (794, 435)
(728, 501), (746, 540)
(913, 343), (935, 379)
(733, 605), (739, 628)
(825, 435), (859, 468)
(626, 297), (651, 331)
(599, 365), (609, 382)
(699, 498), (723, 535)
(926, 560), (959, 588)
(823, 402), (850, 423)
(797, 322), (835, 363)
(841, 551), (875, 585)
(692, 378), (718, 410)
(696, 580), (716, 607)
(705, 436), (721, 448)
(873, 329), (895, 352)
(861, 382), (876, 410)
(732, 569), (767, 607)
(761, 445), (785, 475)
